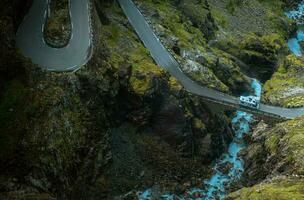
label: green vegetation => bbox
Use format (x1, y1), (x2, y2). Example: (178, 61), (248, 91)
(264, 117), (304, 175)
(136, 0), (254, 93)
(168, 76), (183, 91)
(44, 0), (71, 47)
(226, 178), (304, 200)
(209, 0), (291, 39)
(100, 4), (166, 95)
(211, 8), (229, 28)
(217, 33), (285, 58)
(129, 45), (164, 94)
(226, 0), (242, 14)
(193, 117), (206, 130)
(141, 0), (208, 50)
(263, 55), (304, 107)
(258, 0), (285, 16)
(244, 117), (304, 184)
(215, 32), (286, 82)
(2, 0), (304, 198)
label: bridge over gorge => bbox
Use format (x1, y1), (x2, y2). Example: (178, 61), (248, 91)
(16, 0), (304, 120)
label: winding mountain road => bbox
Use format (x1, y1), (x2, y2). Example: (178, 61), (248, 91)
(16, 0), (92, 71)
(118, 0), (304, 120)
(16, 0), (304, 119)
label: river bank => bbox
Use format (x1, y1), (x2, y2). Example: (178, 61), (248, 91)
(137, 80), (261, 200)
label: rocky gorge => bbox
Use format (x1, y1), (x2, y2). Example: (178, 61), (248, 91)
(0, 0), (304, 199)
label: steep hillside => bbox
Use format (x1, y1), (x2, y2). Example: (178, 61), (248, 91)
(1, 0), (304, 199)
(0, 0), (233, 199)
(263, 54), (304, 107)
(221, 1), (304, 199)
(227, 176), (304, 200)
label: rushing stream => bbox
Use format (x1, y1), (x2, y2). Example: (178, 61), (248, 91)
(186, 79), (261, 200)
(286, 1), (304, 57)
(138, 80), (262, 200)
(138, 2), (303, 199)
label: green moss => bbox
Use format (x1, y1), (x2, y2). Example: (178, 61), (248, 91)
(21, 76), (92, 182)
(209, 0), (290, 40)
(100, 4), (166, 95)
(263, 55), (304, 107)
(265, 128), (280, 155)
(188, 66), (229, 93)
(217, 32), (285, 59)
(283, 96), (304, 108)
(101, 24), (122, 48)
(263, 117), (304, 175)
(168, 76), (182, 91)
(129, 45), (162, 74)
(193, 118), (206, 130)
(226, 0), (242, 14)
(139, 0), (207, 51)
(258, 0), (285, 16)
(226, 178), (304, 200)
(128, 43), (164, 95)
(44, 0), (70, 46)
(259, 33), (285, 51)
(211, 8), (229, 28)
(45, 108), (86, 163)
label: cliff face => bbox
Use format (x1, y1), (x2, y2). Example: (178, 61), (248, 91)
(263, 55), (304, 107)
(227, 117), (304, 199)
(0, 0), (234, 199)
(0, 0), (303, 199)
(209, 0), (293, 83)
(240, 117), (304, 184)
(134, 0), (253, 95)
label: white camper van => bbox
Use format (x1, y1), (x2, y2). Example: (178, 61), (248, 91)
(240, 95), (260, 109)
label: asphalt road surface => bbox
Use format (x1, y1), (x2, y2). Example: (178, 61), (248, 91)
(118, 0), (304, 119)
(16, 0), (92, 71)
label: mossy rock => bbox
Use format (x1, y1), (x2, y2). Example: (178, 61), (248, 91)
(215, 33), (286, 81)
(44, 0), (71, 47)
(226, 177), (304, 200)
(178, 0), (218, 40)
(244, 117), (304, 178)
(263, 54), (304, 107)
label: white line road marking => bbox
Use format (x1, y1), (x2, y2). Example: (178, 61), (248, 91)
(16, 0), (93, 71)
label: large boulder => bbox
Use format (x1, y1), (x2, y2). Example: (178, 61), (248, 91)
(178, 0), (218, 40)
